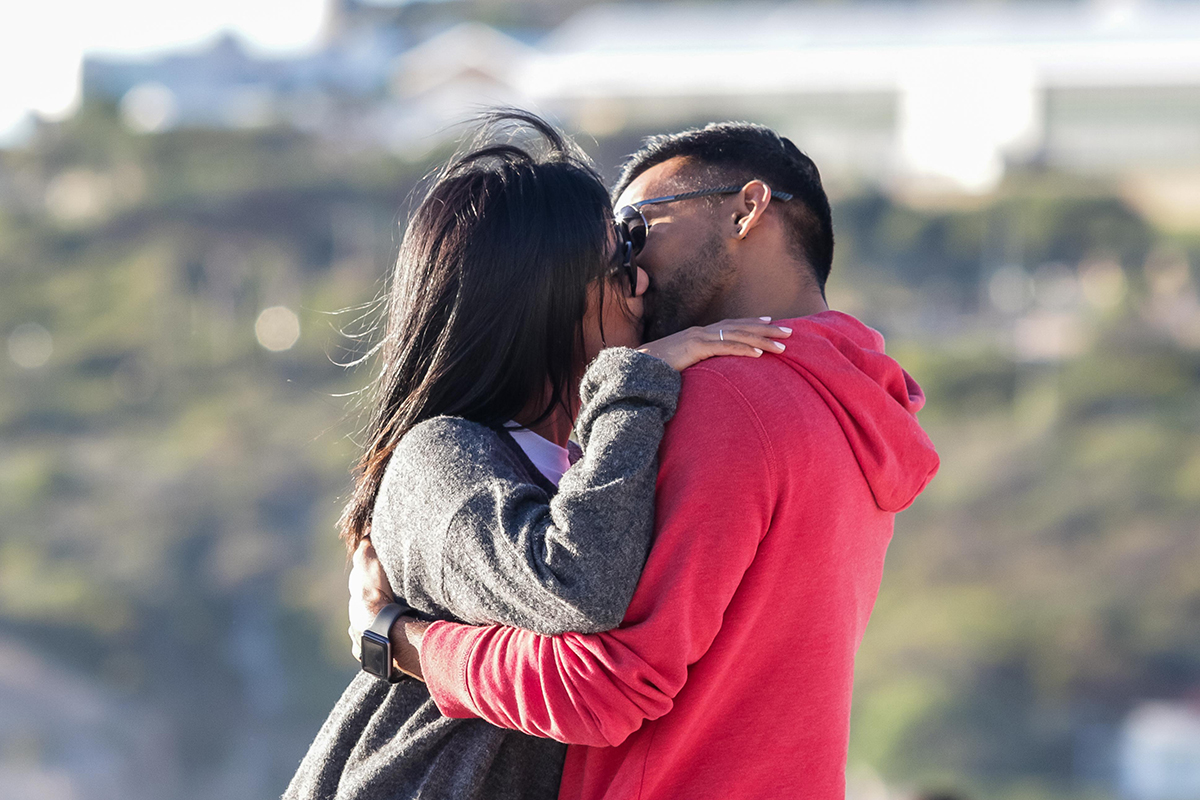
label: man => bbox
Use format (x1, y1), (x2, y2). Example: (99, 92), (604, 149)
(349, 122), (939, 798)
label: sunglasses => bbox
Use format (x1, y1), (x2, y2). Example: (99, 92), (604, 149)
(612, 184), (794, 296)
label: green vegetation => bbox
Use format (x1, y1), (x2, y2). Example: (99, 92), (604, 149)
(3, 107), (1199, 798)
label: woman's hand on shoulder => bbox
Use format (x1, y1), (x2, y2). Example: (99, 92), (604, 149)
(637, 317), (792, 372)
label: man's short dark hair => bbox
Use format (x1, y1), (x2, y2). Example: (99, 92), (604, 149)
(613, 122), (834, 292)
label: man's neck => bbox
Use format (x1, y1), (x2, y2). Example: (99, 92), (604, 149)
(706, 264), (829, 324)
(740, 293), (829, 322)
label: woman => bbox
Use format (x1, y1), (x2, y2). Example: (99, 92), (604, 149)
(285, 112), (787, 800)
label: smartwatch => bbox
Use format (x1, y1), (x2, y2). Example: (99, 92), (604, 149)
(360, 602), (413, 683)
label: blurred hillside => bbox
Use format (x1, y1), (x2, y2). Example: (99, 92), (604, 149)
(0, 108), (422, 797)
(3, 103), (1200, 799)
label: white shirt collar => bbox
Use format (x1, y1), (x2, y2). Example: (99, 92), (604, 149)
(504, 423), (572, 487)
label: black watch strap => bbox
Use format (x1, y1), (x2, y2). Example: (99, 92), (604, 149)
(368, 603), (409, 640)
(362, 602), (412, 683)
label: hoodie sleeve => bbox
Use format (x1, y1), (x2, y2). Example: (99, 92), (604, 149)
(418, 365), (779, 746)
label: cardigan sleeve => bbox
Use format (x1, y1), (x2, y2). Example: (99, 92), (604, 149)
(371, 347), (681, 636)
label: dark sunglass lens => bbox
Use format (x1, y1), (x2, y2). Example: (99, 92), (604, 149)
(622, 243), (637, 295)
(610, 223), (636, 296)
(630, 225), (645, 254)
(616, 207), (646, 255)
(613, 221), (632, 260)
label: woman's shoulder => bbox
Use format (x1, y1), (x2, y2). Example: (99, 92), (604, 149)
(397, 415), (500, 455)
(374, 417), (517, 543)
(383, 416), (518, 491)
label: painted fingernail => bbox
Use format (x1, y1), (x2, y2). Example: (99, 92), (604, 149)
(778, 327), (793, 335)
(773, 341), (786, 351)
(759, 316), (772, 321)
(754, 348), (763, 355)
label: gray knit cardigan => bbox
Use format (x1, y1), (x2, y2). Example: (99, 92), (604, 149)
(284, 347), (681, 800)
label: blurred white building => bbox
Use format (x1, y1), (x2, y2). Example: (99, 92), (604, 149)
(517, 0), (1200, 195)
(80, 0), (1200, 201)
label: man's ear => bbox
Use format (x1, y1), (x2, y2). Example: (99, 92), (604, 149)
(730, 180), (774, 240)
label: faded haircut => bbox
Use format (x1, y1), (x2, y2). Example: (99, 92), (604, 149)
(614, 122), (834, 293)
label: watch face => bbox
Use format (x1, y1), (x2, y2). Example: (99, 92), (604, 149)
(361, 631), (390, 679)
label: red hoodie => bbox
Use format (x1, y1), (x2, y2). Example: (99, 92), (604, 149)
(420, 311), (939, 800)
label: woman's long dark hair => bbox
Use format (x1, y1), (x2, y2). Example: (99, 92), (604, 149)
(339, 110), (617, 552)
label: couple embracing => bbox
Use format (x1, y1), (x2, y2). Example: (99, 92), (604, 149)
(285, 111), (939, 800)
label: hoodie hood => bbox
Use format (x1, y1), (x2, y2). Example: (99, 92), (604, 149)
(772, 311), (939, 512)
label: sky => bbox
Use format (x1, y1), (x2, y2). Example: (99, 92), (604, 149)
(0, 0), (330, 144)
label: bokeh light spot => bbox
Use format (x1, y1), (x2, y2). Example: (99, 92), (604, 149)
(7, 323), (53, 369)
(1079, 259), (1128, 311)
(120, 82), (178, 134)
(255, 306), (300, 352)
(44, 169), (110, 222)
